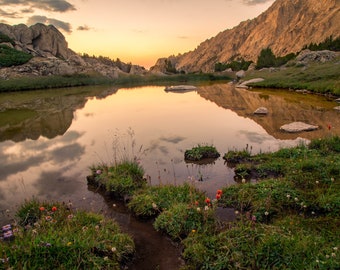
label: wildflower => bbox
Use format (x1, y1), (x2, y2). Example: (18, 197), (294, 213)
(67, 214), (74, 219)
(326, 255), (330, 259)
(32, 229), (38, 235)
(112, 204), (116, 207)
(204, 206), (209, 211)
(235, 210), (239, 215)
(316, 259), (320, 263)
(205, 197), (211, 204)
(251, 215), (257, 222)
(331, 177), (334, 182)
(96, 169), (102, 175)
(216, 189), (223, 195)
(196, 207), (201, 212)
(82, 226), (88, 232)
(264, 211), (269, 216)
(67, 242), (72, 246)
(286, 194), (291, 199)
(2, 224), (11, 231)
(294, 197), (299, 202)
(216, 193), (221, 200)
(111, 247), (117, 252)
(104, 256), (109, 261)
(334, 247), (338, 251)
(311, 211), (315, 215)
(152, 202), (158, 209)
(241, 178), (246, 183)
(194, 201), (199, 206)
(39, 206), (45, 211)
(192, 229), (196, 233)
(51, 206), (57, 212)
(331, 253), (336, 257)
(45, 216), (52, 221)
(95, 225), (100, 230)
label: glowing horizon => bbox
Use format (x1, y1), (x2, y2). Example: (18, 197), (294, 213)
(0, 0), (275, 68)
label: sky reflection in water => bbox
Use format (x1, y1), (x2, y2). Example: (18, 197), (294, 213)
(1, 84), (334, 220)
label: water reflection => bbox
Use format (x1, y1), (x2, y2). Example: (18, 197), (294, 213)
(0, 84), (339, 222)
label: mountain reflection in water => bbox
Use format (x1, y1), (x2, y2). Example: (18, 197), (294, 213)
(0, 83), (339, 219)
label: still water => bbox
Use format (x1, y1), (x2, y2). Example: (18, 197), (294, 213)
(1, 83), (339, 212)
(0, 83), (339, 268)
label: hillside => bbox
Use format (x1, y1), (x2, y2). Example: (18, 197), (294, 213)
(151, 0), (340, 73)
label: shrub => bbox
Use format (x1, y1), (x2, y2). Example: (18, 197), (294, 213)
(0, 45), (33, 67)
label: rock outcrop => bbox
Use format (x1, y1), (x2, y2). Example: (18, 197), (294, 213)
(0, 23), (147, 78)
(151, 0), (340, 73)
(0, 23), (74, 59)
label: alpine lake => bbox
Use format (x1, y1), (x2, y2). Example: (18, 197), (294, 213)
(1, 82), (339, 269)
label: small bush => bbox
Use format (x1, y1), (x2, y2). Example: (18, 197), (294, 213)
(0, 45), (33, 67)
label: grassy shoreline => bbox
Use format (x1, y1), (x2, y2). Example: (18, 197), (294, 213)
(1, 136), (339, 269)
(87, 136), (339, 269)
(244, 58), (340, 96)
(0, 73), (231, 92)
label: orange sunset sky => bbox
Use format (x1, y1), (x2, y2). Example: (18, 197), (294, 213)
(0, 0), (275, 68)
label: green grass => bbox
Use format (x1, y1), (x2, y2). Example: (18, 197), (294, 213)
(87, 136), (340, 269)
(245, 58), (340, 95)
(0, 73), (231, 92)
(88, 161), (146, 197)
(184, 144), (220, 161)
(0, 199), (135, 269)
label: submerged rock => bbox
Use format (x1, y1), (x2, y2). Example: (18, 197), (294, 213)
(334, 106), (340, 111)
(254, 107), (268, 115)
(165, 85), (197, 91)
(280, 122), (318, 133)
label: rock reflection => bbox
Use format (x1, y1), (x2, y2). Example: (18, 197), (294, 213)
(197, 84), (340, 140)
(0, 86), (118, 142)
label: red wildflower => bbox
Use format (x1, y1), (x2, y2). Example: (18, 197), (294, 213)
(328, 124), (332, 130)
(194, 201), (199, 206)
(39, 206), (45, 211)
(51, 206), (57, 212)
(217, 189), (223, 195)
(216, 193), (221, 200)
(205, 197), (211, 204)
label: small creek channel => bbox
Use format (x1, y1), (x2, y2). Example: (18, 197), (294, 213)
(86, 185), (185, 269)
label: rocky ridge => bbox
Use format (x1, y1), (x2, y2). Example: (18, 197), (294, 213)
(151, 0), (340, 73)
(0, 23), (146, 78)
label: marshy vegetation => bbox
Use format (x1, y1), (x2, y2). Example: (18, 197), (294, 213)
(85, 136), (339, 269)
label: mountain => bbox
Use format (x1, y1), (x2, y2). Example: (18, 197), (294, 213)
(151, 0), (340, 73)
(0, 23), (146, 78)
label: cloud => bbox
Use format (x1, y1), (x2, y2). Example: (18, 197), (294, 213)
(27, 15), (72, 33)
(77, 25), (91, 31)
(242, 0), (273, 5)
(0, 8), (21, 18)
(0, 0), (76, 12)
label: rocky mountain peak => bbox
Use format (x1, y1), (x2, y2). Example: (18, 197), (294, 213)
(151, 0), (340, 73)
